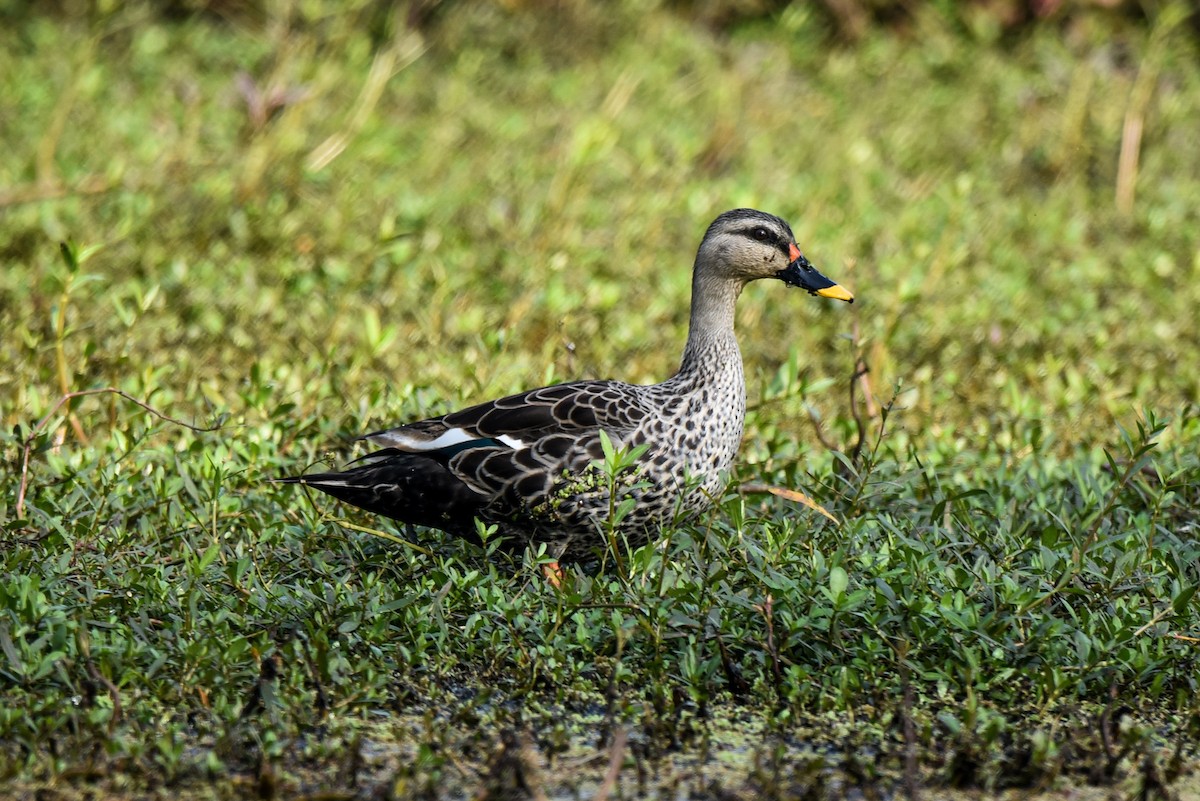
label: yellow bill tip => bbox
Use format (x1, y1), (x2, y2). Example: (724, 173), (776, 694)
(817, 283), (854, 303)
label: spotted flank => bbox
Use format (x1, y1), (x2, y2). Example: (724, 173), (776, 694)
(279, 209), (853, 564)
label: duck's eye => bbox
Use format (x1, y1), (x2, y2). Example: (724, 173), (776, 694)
(752, 227), (770, 242)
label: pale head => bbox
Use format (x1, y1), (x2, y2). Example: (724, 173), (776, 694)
(695, 208), (854, 301)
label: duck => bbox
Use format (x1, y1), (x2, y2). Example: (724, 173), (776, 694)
(281, 209), (853, 565)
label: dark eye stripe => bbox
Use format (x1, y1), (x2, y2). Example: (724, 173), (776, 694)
(738, 226), (790, 258)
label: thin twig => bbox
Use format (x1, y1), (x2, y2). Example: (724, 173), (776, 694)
(16, 387), (223, 518)
(900, 647), (920, 800)
(848, 359), (870, 465)
(306, 31), (426, 171)
(852, 318), (877, 418)
(86, 658), (122, 734)
(297, 637), (330, 720)
(593, 726), (627, 801)
(805, 403), (838, 451)
(36, 35), (97, 190)
(755, 594), (784, 705)
(741, 482), (841, 525)
(1076, 437), (1159, 566)
(1131, 605), (1175, 638)
(600, 638), (624, 748)
(0, 174), (114, 208)
(1115, 4), (1188, 216)
(711, 629), (749, 699)
(331, 519), (435, 556)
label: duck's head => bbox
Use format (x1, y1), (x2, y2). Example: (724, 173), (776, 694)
(696, 208), (854, 302)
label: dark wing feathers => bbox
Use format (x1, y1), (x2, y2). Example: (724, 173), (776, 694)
(286, 379), (654, 529)
(474, 403), (562, 438)
(553, 395), (598, 428)
(370, 380), (649, 448)
(442, 380), (643, 439)
(438, 381), (652, 505)
(535, 433), (574, 460)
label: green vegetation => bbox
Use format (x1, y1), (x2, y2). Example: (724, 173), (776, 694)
(2, 2), (1198, 798)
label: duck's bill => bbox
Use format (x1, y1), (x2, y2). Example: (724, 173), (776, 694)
(777, 254), (855, 303)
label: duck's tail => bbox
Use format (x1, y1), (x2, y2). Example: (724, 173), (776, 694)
(275, 451), (487, 536)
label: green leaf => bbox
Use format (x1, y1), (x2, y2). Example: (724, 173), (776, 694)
(829, 566), (848, 602)
(1172, 584), (1197, 615)
(197, 542), (220, 572)
(598, 429), (616, 463)
(0, 623), (24, 677)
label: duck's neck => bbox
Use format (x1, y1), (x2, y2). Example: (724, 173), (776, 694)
(675, 272), (744, 383)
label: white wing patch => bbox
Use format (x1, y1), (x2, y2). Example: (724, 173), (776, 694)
(378, 427), (475, 452)
(296, 476), (354, 488)
(368, 427), (527, 452)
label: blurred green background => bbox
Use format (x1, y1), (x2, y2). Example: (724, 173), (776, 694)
(3, 0), (1197, 446)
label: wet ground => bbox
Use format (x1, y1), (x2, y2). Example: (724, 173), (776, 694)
(5, 699), (1196, 800)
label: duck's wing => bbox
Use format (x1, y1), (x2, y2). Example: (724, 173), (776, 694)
(361, 380), (652, 501)
(363, 380), (648, 454)
(280, 380), (654, 534)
